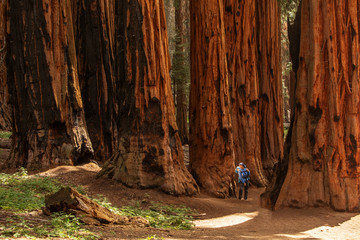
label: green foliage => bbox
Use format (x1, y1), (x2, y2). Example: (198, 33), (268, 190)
(284, 127), (289, 139)
(92, 194), (122, 215)
(0, 168), (61, 211)
(0, 131), (11, 139)
(49, 212), (98, 239)
(0, 213), (98, 240)
(94, 196), (195, 230)
(0, 169), (194, 240)
(143, 235), (164, 240)
(279, 0), (300, 24)
(0, 216), (35, 239)
(121, 201), (194, 230)
(279, 0), (300, 122)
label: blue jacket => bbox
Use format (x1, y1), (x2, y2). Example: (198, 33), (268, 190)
(235, 166), (250, 184)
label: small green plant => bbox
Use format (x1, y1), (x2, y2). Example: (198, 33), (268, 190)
(0, 168), (62, 211)
(121, 202), (195, 230)
(143, 235), (164, 240)
(0, 213), (98, 240)
(49, 212), (98, 239)
(0, 131), (11, 139)
(0, 216), (34, 238)
(94, 196), (195, 230)
(93, 194), (122, 215)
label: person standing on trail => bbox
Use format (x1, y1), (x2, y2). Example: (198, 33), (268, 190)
(235, 163), (250, 200)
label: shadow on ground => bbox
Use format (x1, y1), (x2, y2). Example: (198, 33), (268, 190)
(30, 163), (360, 240)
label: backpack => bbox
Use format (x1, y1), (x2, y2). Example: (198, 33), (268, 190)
(241, 169), (250, 182)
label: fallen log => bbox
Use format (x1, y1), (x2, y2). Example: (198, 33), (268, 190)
(44, 187), (149, 227)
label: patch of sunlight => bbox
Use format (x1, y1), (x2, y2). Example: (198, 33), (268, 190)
(194, 211), (259, 228)
(276, 214), (360, 240)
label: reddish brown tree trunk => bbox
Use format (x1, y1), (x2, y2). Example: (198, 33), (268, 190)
(0, 0), (10, 131)
(173, 0), (188, 144)
(190, 0), (235, 198)
(98, 0), (199, 196)
(224, 0), (282, 186)
(75, 0), (118, 162)
(224, 0), (268, 187)
(4, 0), (93, 170)
(262, 0), (360, 212)
(256, 0), (283, 180)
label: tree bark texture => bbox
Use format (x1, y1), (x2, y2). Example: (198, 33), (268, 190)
(0, 0), (10, 131)
(4, 0), (93, 170)
(256, 0), (283, 181)
(262, 0), (360, 212)
(223, 0), (283, 186)
(98, 0), (199, 196)
(224, 0), (268, 187)
(173, 0), (188, 144)
(75, 0), (118, 162)
(190, 0), (235, 198)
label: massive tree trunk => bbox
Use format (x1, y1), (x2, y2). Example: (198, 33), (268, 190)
(173, 0), (188, 144)
(190, 0), (235, 198)
(224, 0), (268, 187)
(0, 0), (10, 131)
(223, 0), (282, 186)
(76, 0), (118, 162)
(4, 0), (93, 170)
(256, 0), (283, 181)
(98, 0), (199, 196)
(262, 0), (360, 212)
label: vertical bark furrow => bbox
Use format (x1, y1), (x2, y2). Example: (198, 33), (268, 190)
(224, 0), (282, 186)
(0, 0), (10, 131)
(262, 0), (360, 212)
(77, 0), (117, 163)
(190, 0), (235, 198)
(4, 0), (93, 170)
(99, 0), (199, 196)
(256, 0), (283, 181)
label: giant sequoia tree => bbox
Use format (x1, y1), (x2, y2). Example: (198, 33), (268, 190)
(0, 0), (10, 131)
(256, 0), (283, 181)
(262, 0), (360, 212)
(4, 0), (93, 170)
(75, 0), (118, 162)
(224, 0), (283, 186)
(98, 0), (199, 196)
(190, 0), (235, 197)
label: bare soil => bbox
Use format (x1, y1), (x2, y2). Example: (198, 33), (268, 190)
(35, 163), (360, 240)
(1, 144), (359, 239)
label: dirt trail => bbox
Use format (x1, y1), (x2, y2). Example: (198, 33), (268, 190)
(35, 163), (360, 240)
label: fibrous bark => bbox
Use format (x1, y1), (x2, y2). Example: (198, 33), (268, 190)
(223, 0), (282, 186)
(76, 0), (118, 162)
(262, 0), (360, 212)
(256, 0), (283, 181)
(224, 0), (268, 187)
(5, 0), (93, 170)
(190, 0), (235, 198)
(98, 0), (199, 196)
(0, 0), (10, 131)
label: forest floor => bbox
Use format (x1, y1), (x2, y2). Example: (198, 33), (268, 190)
(1, 139), (360, 239)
